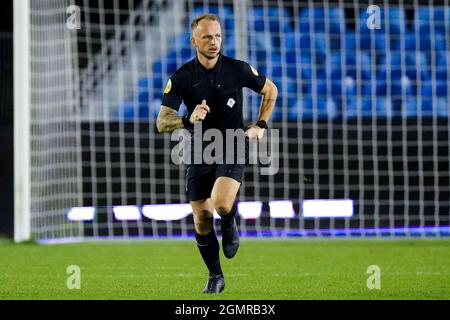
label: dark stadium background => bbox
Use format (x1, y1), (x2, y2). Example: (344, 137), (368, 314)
(1, 0), (450, 239)
(77, 0), (449, 236)
(0, 0), (13, 238)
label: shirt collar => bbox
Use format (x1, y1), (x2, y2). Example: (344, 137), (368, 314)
(195, 53), (223, 73)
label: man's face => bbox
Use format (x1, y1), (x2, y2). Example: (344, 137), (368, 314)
(191, 19), (222, 60)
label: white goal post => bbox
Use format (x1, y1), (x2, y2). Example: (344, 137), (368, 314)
(14, 0), (31, 242)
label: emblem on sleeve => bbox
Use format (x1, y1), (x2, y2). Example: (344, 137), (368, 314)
(164, 79), (172, 94)
(227, 98), (236, 108)
(250, 65), (259, 76)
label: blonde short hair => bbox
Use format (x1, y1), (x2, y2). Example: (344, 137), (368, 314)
(191, 14), (221, 31)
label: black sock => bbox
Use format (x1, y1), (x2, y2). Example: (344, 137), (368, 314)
(195, 230), (223, 276)
(220, 203), (237, 226)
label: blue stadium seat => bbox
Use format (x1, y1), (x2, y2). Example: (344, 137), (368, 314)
(436, 98), (449, 117)
(335, 83), (394, 118)
(376, 52), (430, 98)
(137, 77), (164, 118)
(251, 77), (297, 121)
(402, 32), (446, 52)
(283, 50), (298, 78)
(415, 6), (449, 37)
(169, 33), (194, 61)
(436, 80), (448, 97)
(271, 34), (283, 50)
(289, 96), (337, 120)
(345, 31), (386, 53)
(249, 50), (282, 80)
(332, 77), (358, 118)
(137, 77), (163, 102)
(115, 94), (160, 120)
(302, 78), (329, 98)
(115, 99), (136, 120)
(420, 90), (447, 117)
(152, 56), (178, 76)
(295, 54), (313, 84)
(225, 30), (235, 45)
(357, 8), (406, 51)
(272, 54), (283, 78)
(223, 47), (235, 58)
(367, 7), (406, 35)
(330, 52), (372, 83)
(341, 96), (358, 118)
(436, 51), (449, 81)
(374, 97), (394, 118)
(283, 33), (296, 51)
(358, 97), (395, 118)
(387, 7), (407, 34)
(328, 31), (342, 51)
(249, 8), (292, 49)
(170, 32), (190, 49)
(298, 7), (344, 52)
(375, 51), (438, 117)
(289, 97), (312, 120)
(419, 78), (433, 100)
(285, 29), (338, 54)
(298, 7), (345, 35)
(298, 33), (328, 64)
(271, 78), (297, 119)
(249, 7), (293, 33)
(220, 25), (235, 57)
(249, 31), (273, 51)
(151, 76), (164, 99)
(402, 98), (420, 117)
(244, 95), (256, 120)
(404, 52), (431, 83)
(301, 77), (334, 111)
(253, 49), (268, 65)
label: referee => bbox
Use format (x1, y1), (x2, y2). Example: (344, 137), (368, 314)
(157, 14), (278, 294)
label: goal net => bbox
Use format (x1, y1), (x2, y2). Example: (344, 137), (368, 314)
(17, 0), (450, 242)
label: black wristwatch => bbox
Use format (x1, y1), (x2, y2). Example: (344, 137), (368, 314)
(255, 120), (268, 129)
(182, 115), (194, 129)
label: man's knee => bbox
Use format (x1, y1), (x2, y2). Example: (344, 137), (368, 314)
(211, 196), (233, 215)
(193, 209), (213, 235)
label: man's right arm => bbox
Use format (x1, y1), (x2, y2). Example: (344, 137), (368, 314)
(156, 105), (184, 133)
(157, 101), (210, 133)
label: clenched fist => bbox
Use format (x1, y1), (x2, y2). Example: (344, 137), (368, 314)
(245, 124), (265, 140)
(189, 100), (210, 123)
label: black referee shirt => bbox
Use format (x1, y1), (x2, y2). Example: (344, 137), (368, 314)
(162, 54), (266, 133)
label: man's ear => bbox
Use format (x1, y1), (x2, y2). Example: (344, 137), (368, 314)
(190, 36), (196, 48)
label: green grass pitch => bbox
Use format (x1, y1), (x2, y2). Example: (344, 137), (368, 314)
(1, 239), (449, 300)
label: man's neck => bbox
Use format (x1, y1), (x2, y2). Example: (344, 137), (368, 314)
(197, 53), (219, 69)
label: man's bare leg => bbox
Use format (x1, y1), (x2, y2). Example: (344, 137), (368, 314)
(211, 177), (241, 259)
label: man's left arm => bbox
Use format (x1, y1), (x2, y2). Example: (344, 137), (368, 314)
(246, 78), (278, 140)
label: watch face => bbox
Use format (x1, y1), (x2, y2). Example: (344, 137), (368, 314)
(257, 121), (267, 129)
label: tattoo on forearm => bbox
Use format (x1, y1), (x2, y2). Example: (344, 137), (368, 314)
(159, 117), (183, 132)
(157, 109), (184, 132)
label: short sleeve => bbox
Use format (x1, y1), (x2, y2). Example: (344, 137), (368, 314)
(161, 73), (185, 111)
(240, 61), (266, 93)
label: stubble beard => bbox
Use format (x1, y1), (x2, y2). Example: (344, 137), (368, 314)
(199, 49), (220, 60)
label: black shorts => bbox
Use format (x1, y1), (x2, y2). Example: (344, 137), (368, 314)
(185, 163), (245, 201)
